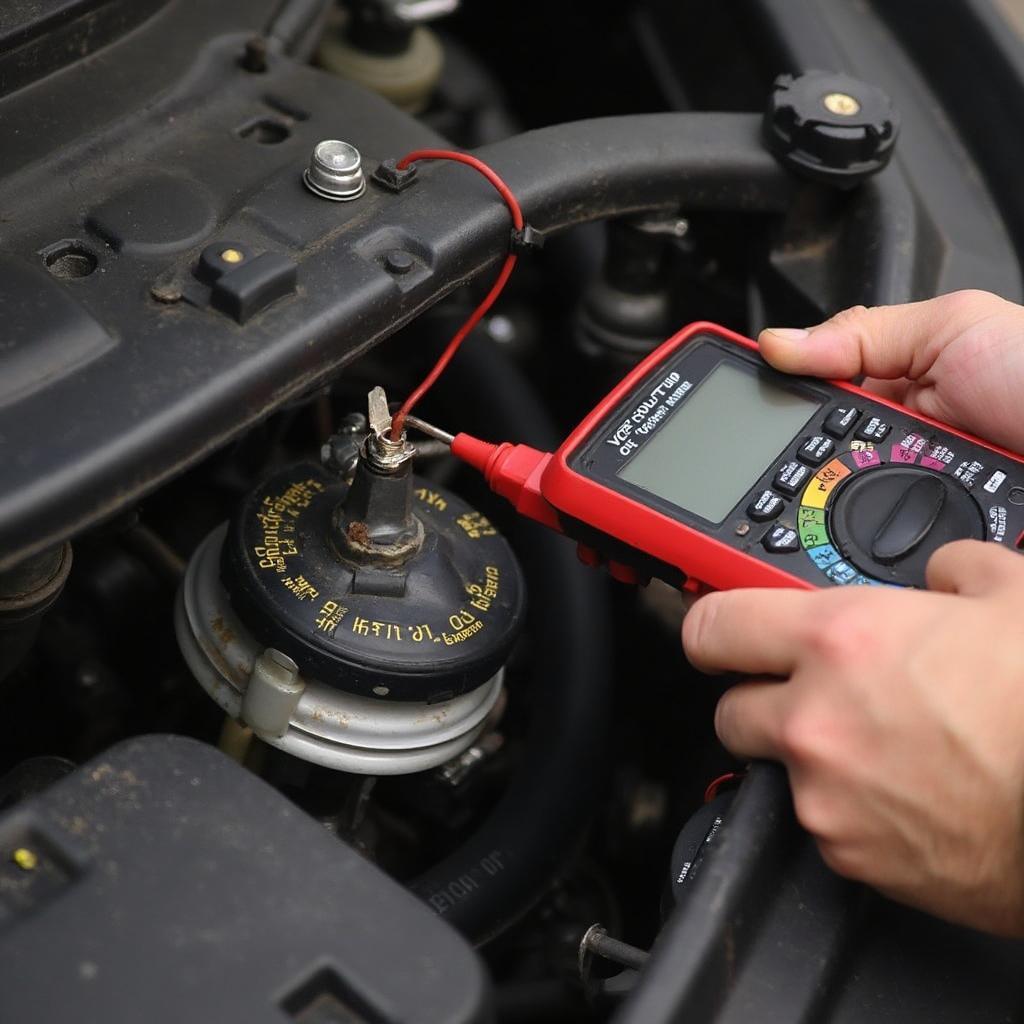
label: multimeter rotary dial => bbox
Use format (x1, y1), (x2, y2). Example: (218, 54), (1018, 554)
(828, 465), (986, 587)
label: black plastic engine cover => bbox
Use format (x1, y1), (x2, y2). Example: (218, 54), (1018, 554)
(0, 735), (492, 1023)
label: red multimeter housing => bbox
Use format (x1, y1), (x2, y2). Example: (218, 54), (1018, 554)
(539, 322), (1024, 592)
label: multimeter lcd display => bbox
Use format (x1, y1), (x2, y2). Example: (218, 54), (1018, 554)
(617, 361), (821, 522)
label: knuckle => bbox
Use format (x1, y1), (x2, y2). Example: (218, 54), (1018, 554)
(792, 787), (836, 838)
(943, 287), (998, 310)
(816, 839), (865, 881)
(827, 305), (872, 341)
(778, 705), (830, 764)
(808, 603), (876, 664)
(938, 288), (1011, 327)
(830, 304), (869, 325)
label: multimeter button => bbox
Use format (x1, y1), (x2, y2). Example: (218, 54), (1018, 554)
(773, 460), (811, 496)
(747, 489), (785, 522)
(763, 524), (800, 553)
(854, 416), (891, 443)
(797, 435), (835, 467)
(825, 559), (860, 585)
(576, 543), (602, 568)
(823, 406), (861, 439)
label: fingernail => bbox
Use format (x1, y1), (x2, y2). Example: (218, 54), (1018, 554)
(764, 327), (810, 341)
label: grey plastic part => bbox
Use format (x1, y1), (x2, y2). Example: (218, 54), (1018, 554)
(0, 735), (492, 1024)
(242, 648), (304, 738)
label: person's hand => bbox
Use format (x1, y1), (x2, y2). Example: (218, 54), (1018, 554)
(683, 541), (1024, 937)
(680, 291), (1024, 936)
(758, 289), (1024, 454)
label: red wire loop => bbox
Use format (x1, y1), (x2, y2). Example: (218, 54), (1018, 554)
(703, 771), (745, 804)
(389, 150), (524, 441)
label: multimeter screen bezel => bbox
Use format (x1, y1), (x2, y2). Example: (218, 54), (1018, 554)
(568, 335), (830, 527)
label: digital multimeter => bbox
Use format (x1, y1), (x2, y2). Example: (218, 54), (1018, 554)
(442, 322), (1024, 592)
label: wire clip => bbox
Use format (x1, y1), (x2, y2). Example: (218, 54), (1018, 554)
(372, 158), (419, 193)
(511, 224), (545, 254)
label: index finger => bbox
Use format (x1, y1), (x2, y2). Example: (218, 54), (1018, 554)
(683, 588), (817, 676)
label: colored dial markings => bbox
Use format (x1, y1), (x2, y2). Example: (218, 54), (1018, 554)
(797, 453), (880, 586)
(807, 544), (841, 570)
(851, 448), (881, 470)
(800, 458), (851, 509)
(781, 427), (971, 588)
(825, 559), (859, 585)
(891, 432), (927, 464)
(797, 505), (828, 548)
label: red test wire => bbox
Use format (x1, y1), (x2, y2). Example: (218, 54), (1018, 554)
(389, 150), (525, 442)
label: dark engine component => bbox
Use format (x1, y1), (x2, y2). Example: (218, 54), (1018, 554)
(763, 70), (899, 188)
(617, 765), (1024, 1023)
(177, 395), (524, 774)
(0, 735), (490, 1024)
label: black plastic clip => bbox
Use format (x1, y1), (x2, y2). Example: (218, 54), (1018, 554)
(510, 224), (544, 254)
(373, 159), (419, 193)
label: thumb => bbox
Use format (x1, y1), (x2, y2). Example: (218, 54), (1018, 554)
(757, 290), (1005, 382)
(926, 539), (1024, 596)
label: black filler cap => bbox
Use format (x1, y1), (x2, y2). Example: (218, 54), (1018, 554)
(764, 70), (899, 189)
(219, 458), (525, 703)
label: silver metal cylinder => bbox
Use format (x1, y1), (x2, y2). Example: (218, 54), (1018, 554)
(175, 525), (504, 775)
(303, 140), (366, 201)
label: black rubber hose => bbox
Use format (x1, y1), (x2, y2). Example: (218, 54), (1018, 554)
(368, 114), (795, 324)
(409, 338), (615, 945)
(478, 113), (795, 227)
(2, 110), (796, 570)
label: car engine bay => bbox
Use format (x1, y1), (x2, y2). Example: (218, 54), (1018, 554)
(2, 1), (1024, 1020)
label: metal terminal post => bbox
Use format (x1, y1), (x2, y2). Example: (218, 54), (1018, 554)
(335, 387), (423, 562)
(304, 140), (367, 201)
(364, 386), (416, 472)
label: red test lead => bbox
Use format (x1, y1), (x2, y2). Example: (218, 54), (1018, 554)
(403, 321), (1024, 594)
(389, 150), (526, 443)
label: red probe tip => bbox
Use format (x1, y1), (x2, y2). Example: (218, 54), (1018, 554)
(450, 433), (501, 474)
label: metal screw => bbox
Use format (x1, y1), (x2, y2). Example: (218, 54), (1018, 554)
(338, 412), (368, 434)
(487, 314), (516, 344)
(241, 36), (268, 73)
(579, 924), (649, 975)
(304, 140), (367, 202)
(150, 283), (182, 304)
(823, 92), (861, 116)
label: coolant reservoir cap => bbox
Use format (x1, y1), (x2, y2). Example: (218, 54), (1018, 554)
(764, 70), (899, 188)
(220, 462), (525, 702)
